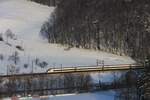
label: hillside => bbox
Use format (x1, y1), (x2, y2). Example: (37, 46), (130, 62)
(30, 0), (56, 6)
(0, 0), (135, 75)
(0, 0), (146, 99)
(42, 0), (150, 61)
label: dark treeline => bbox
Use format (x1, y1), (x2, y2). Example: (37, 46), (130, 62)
(115, 70), (139, 100)
(0, 73), (92, 97)
(0, 71), (139, 98)
(41, 0), (150, 61)
(138, 56), (150, 100)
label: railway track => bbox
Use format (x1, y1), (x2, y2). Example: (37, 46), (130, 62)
(47, 64), (143, 73)
(0, 64), (144, 97)
(0, 64), (143, 78)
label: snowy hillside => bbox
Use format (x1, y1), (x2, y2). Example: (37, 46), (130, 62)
(0, 0), (54, 40)
(0, 0), (135, 75)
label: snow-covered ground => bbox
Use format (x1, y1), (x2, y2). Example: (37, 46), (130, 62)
(3, 91), (116, 100)
(0, 0), (136, 99)
(0, 0), (135, 75)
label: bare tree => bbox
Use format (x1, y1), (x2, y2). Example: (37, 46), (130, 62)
(0, 54), (4, 61)
(5, 29), (14, 42)
(8, 51), (20, 65)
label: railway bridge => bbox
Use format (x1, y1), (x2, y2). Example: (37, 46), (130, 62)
(0, 64), (144, 97)
(47, 64), (143, 73)
(0, 64), (144, 78)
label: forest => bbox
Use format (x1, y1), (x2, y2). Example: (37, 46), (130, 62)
(41, 0), (150, 61)
(39, 0), (150, 99)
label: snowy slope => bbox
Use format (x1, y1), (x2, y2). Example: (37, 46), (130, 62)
(46, 92), (115, 100)
(0, 0), (135, 75)
(4, 91), (116, 100)
(0, 0), (54, 40)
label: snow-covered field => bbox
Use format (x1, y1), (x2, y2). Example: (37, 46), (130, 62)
(0, 0), (135, 75)
(3, 91), (116, 100)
